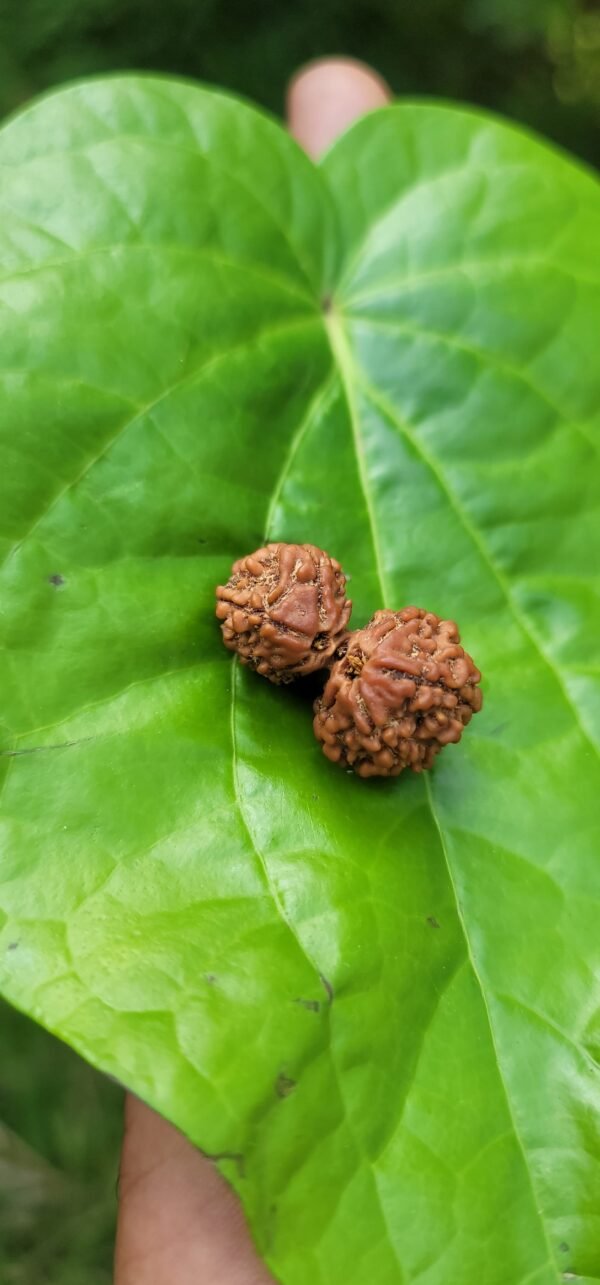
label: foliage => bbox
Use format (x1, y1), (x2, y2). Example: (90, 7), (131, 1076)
(0, 0), (598, 165)
(0, 78), (598, 1284)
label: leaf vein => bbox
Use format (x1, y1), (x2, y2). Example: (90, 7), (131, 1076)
(424, 776), (561, 1282)
(349, 313), (599, 458)
(0, 241), (315, 307)
(360, 376), (599, 758)
(0, 315), (320, 572)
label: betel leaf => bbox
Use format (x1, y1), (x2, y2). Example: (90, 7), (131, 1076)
(0, 76), (598, 1285)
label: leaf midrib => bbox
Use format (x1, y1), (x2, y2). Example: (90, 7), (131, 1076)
(323, 303), (561, 1283)
(229, 656), (410, 1284)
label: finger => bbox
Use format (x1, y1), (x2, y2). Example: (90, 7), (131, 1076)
(286, 56), (392, 158)
(115, 1095), (273, 1285)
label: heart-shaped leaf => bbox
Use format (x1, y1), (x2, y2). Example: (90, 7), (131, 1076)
(1, 78), (598, 1285)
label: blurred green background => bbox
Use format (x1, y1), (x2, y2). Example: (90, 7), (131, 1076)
(0, 1), (598, 1282)
(0, 1002), (121, 1284)
(0, 0), (599, 160)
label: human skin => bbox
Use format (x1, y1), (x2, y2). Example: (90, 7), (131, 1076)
(114, 57), (391, 1285)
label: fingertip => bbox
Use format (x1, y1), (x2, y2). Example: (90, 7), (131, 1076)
(286, 57), (392, 158)
(115, 1097), (273, 1284)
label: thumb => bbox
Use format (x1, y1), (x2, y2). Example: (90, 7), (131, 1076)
(286, 56), (392, 158)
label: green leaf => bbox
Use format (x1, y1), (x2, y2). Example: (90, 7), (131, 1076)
(0, 78), (598, 1285)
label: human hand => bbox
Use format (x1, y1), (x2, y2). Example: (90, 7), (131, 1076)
(114, 57), (391, 1285)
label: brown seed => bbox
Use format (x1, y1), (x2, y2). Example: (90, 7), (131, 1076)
(313, 607), (482, 778)
(215, 542), (352, 684)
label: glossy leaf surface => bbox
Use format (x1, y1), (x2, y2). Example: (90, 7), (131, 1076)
(0, 79), (599, 1285)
